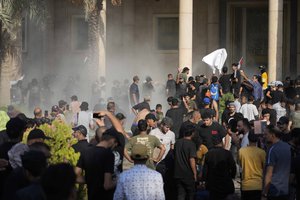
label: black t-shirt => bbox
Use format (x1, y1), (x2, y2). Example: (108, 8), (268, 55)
(222, 112), (244, 125)
(270, 90), (284, 105)
(15, 183), (45, 200)
(77, 146), (114, 200)
(2, 167), (30, 200)
(174, 138), (197, 179)
(219, 74), (232, 93)
(166, 80), (176, 97)
(204, 147), (236, 198)
(72, 140), (91, 154)
(198, 122), (226, 149)
(166, 107), (187, 138)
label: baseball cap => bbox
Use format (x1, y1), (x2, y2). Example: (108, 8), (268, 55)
(72, 125), (88, 136)
(145, 113), (157, 122)
(116, 113), (126, 120)
(131, 144), (149, 160)
(51, 105), (59, 113)
(277, 116), (289, 125)
(28, 129), (51, 141)
(203, 97), (211, 105)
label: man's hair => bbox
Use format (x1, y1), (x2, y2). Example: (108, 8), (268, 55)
(167, 96), (173, 103)
(266, 125), (282, 138)
(168, 74), (173, 78)
(201, 110), (213, 120)
(22, 150), (47, 177)
(211, 76), (218, 83)
(188, 77), (194, 82)
(195, 75), (201, 81)
(239, 118), (251, 130)
(222, 66), (228, 73)
(133, 75), (139, 82)
(71, 95), (78, 101)
(248, 95), (254, 102)
(171, 98), (179, 106)
(95, 127), (107, 143)
(6, 117), (26, 139)
(33, 107), (42, 117)
(232, 63), (238, 67)
(233, 93), (239, 99)
(202, 78), (208, 84)
(138, 120), (148, 132)
(156, 104), (162, 109)
(107, 102), (115, 111)
(248, 131), (258, 143)
(262, 109), (271, 116)
(184, 125), (196, 137)
(42, 163), (76, 200)
(182, 67), (190, 73)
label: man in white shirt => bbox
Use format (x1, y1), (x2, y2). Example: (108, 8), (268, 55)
(149, 117), (175, 161)
(240, 96), (259, 121)
(114, 144), (165, 200)
(77, 102), (95, 140)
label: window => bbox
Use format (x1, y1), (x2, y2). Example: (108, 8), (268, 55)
(154, 16), (179, 51)
(71, 16), (88, 51)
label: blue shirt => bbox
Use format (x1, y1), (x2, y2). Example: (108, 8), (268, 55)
(266, 140), (291, 196)
(249, 80), (263, 101)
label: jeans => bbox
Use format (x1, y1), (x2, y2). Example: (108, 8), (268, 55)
(175, 178), (196, 200)
(241, 190), (261, 200)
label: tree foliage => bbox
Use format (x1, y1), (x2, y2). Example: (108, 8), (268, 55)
(23, 120), (80, 166)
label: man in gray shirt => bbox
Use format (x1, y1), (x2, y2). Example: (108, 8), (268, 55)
(262, 125), (291, 200)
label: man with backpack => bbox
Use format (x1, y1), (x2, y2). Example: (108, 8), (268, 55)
(208, 76), (223, 103)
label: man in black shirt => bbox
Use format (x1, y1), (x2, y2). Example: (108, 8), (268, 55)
(179, 111), (202, 148)
(75, 132), (117, 200)
(222, 102), (244, 126)
(219, 66), (232, 94)
(72, 125), (91, 154)
(166, 74), (176, 97)
(198, 111), (226, 150)
(176, 74), (187, 98)
(203, 136), (236, 200)
(166, 98), (187, 139)
(174, 125), (197, 200)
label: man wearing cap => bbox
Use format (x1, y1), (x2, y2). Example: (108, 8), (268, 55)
(8, 129), (51, 169)
(200, 97), (216, 121)
(142, 76), (154, 98)
(72, 125), (91, 154)
(125, 120), (166, 169)
(114, 144), (165, 200)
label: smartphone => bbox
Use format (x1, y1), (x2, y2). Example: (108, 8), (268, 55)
(93, 113), (104, 119)
(44, 110), (49, 118)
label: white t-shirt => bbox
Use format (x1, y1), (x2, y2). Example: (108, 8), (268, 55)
(240, 132), (249, 148)
(77, 111), (94, 136)
(240, 103), (259, 121)
(149, 128), (175, 160)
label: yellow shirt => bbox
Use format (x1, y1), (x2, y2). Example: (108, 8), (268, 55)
(239, 146), (266, 191)
(261, 72), (268, 90)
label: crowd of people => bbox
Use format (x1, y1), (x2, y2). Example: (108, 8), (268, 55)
(0, 63), (300, 200)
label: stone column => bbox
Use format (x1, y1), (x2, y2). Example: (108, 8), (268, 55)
(207, 0), (219, 75)
(179, 0), (193, 74)
(297, 0), (300, 75)
(99, 0), (106, 77)
(268, 0), (283, 81)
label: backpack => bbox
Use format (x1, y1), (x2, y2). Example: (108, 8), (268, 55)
(210, 84), (219, 101)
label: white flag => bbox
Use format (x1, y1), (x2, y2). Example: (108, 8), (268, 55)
(202, 48), (227, 74)
(10, 75), (24, 86)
